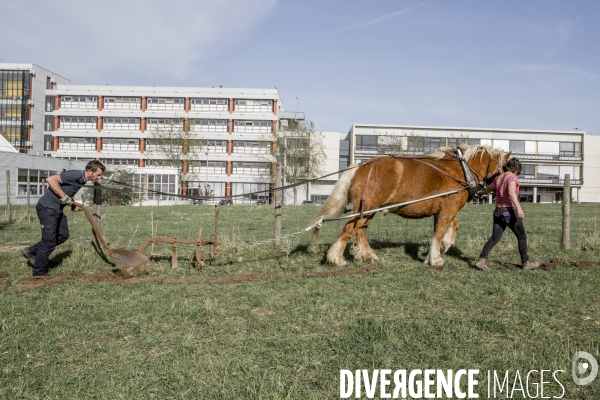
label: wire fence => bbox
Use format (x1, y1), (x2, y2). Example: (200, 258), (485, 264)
(2, 203), (600, 261)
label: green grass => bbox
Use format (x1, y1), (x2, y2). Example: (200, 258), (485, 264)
(1, 203), (599, 399)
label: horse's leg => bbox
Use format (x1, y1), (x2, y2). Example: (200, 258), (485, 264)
(327, 217), (364, 266)
(353, 214), (378, 263)
(441, 217), (459, 253)
(425, 211), (456, 266)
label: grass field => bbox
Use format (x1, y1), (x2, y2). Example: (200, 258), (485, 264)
(1, 203), (599, 399)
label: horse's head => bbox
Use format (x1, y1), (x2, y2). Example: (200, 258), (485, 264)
(463, 145), (511, 185)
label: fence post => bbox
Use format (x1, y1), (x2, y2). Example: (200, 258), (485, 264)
(5, 170), (11, 223)
(562, 174), (570, 249)
(26, 171), (31, 222)
(92, 181), (102, 248)
(274, 164), (282, 246)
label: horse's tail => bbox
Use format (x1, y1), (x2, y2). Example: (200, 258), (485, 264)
(310, 164), (358, 243)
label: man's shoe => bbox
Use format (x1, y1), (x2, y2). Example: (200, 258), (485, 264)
(522, 260), (540, 271)
(21, 248), (35, 267)
(474, 258), (491, 272)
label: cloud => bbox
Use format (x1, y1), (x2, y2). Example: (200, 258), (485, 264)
(322, 3), (429, 36)
(506, 63), (596, 79)
(0, 0), (277, 83)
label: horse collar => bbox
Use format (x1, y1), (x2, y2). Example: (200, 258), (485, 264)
(453, 148), (477, 189)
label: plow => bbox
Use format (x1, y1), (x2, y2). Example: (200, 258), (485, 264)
(72, 202), (222, 271)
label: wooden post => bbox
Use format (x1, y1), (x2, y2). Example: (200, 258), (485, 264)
(26, 171), (31, 222)
(562, 174), (570, 249)
(92, 181), (102, 248)
(5, 170), (11, 222)
(274, 163), (282, 246)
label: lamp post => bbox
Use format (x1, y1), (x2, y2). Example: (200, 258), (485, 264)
(205, 150), (209, 197)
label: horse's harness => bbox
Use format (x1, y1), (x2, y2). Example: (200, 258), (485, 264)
(357, 148), (495, 217)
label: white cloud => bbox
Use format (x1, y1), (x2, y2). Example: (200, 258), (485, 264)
(0, 0), (277, 83)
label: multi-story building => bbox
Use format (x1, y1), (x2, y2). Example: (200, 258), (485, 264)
(0, 64), (69, 154)
(45, 85), (280, 204)
(347, 124), (593, 203)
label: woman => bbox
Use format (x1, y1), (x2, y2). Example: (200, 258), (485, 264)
(475, 157), (540, 271)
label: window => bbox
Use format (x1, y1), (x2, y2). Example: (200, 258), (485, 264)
(44, 135), (53, 151)
(189, 160), (226, 174)
(102, 138), (140, 151)
(509, 140), (525, 155)
(190, 98), (228, 111)
(447, 138), (481, 149)
(232, 161), (270, 175)
(146, 97), (184, 110)
(146, 118), (183, 131)
(134, 173), (178, 201)
(233, 120), (271, 133)
(60, 116), (97, 130)
(17, 169), (54, 197)
(61, 95), (98, 109)
(231, 182), (270, 203)
(355, 135), (377, 150)
(101, 159), (140, 166)
(205, 140), (228, 153)
(103, 97), (141, 109)
(234, 99), (273, 112)
(44, 115), (54, 131)
(191, 119), (228, 132)
(58, 137), (96, 150)
(103, 117), (140, 130)
(45, 95), (54, 112)
(233, 140), (271, 154)
(522, 164), (535, 178)
(559, 142), (578, 157)
(538, 141), (559, 155)
(311, 194), (329, 205)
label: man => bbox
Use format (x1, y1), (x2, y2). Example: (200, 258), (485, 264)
(22, 160), (105, 276)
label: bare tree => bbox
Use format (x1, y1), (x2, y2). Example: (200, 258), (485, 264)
(274, 120), (326, 205)
(146, 118), (206, 197)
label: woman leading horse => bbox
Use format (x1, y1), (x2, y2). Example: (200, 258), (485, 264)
(311, 144), (511, 267)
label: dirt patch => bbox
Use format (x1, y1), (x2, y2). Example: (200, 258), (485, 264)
(284, 265), (377, 278)
(571, 260), (600, 269)
(12, 269), (200, 292)
(0, 271), (9, 280)
(0, 246), (26, 253)
(210, 272), (269, 285)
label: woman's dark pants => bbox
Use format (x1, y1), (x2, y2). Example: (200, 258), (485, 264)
(28, 203), (69, 276)
(479, 208), (529, 263)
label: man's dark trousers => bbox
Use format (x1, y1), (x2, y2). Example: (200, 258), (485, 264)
(29, 203), (69, 276)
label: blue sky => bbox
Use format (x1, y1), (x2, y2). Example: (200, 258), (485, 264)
(2, 0), (599, 133)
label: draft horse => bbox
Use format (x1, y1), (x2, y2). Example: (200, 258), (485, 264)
(311, 145), (510, 267)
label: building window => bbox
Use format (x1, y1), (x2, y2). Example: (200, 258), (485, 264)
(101, 159), (140, 166)
(186, 182), (226, 198)
(146, 97), (184, 110)
(233, 140), (270, 154)
(61, 95), (98, 109)
(522, 164), (535, 178)
(310, 194), (329, 205)
(44, 135), (53, 151)
(0, 70), (28, 150)
(189, 160), (227, 174)
(234, 99), (273, 112)
(17, 169), (53, 196)
(447, 138), (480, 148)
(146, 118), (183, 131)
(44, 115), (54, 132)
(233, 120), (271, 133)
(103, 97), (141, 109)
(205, 140), (228, 153)
(190, 119), (228, 132)
(60, 116), (97, 130)
(134, 173), (178, 201)
(190, 98), (228, 111)
(231, 182), (270, 203)
(232, 161), (270, 175)
(538, 141), (559, 155)
(559, 142), (578, 157)
(58, 137), (96, 150)
(103, 117), (140, 130)
(102, 138), (140, 151)
(509, 140), (525, 155)
(45, 95), (55, 112)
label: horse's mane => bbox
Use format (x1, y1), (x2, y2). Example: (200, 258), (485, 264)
(428, 144), (507, 166)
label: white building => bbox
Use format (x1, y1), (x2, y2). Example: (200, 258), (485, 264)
(347, 124), (590, 203)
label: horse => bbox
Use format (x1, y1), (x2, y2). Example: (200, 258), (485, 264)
(310, 144), (511, 267)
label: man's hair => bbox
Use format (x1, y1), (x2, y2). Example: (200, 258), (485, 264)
(85, 160), (106, 172)
(503, 157), (522, 175)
